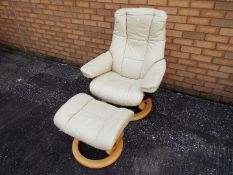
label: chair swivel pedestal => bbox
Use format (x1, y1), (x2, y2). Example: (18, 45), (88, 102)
(72, 132), (124, 168)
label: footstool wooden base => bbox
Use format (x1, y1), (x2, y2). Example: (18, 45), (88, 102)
(72, 132), (124, 169)
(54, 93), (133, 168)
(130, 97), (153, 121)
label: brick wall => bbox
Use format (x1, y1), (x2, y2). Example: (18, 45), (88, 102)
(0, 0), (233, 104)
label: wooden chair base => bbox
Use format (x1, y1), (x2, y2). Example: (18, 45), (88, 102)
(72, 133), (124, 169)
(130, 97), (153, 121)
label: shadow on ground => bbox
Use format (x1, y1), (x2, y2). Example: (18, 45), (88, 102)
(0, 47), (233, 175)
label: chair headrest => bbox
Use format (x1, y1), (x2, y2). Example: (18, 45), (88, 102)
(115, 8), (167, 21)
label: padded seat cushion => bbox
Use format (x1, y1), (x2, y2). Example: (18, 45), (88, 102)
(90, 72), (144, 106)
(54, 93), (133, 150)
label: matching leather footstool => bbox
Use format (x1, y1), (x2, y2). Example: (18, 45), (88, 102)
(53, 93), (134, 168)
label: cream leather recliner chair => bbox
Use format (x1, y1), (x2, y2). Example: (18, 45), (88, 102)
(54, 8), (168, 169)
(81, 8), (167, 121)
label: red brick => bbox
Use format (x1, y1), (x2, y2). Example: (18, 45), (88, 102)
(205, 34), (228, 43)
(183, 31), (205, 40)
(218, 79), (233, 86)
(230, 38), (233, 45)
(184, 78), (204, 86)
(97, 9), (112, 16)
(203, 49), (224, 57)
(90, 2), (104, 8)
(214, 90), (233, 98)
(220, 28), (233, 37)
(205, 82), (224, 90)
(158, 7), (177, 15)
(220, 66), (233, 74)
(77, 14), (90, 20)
(76, 1), (89, 7)
(201, 10), (225, 18)
(169, 0), (189, 7)
(166, 22), (175, 29)
(193, 40), (215, 49)
(98, 21), (111, 28)
(191, 1), (214, 9)
(178, 8), (200, 16)
(196, 26), (218, 34)
(54, 11), (65, 17)
(211, 19), (233, 28)
(225, 52), (233, 59)
(215, 2), (233, 11)
(148, 0), (167, 6)
(188, 67), (206, 74)
(193, 85), (212, 93)
(198, 62), (219, 71)
(166, 44), (180, 51)
(168, 15), (187, 23)
(174, 81), (192, 89)
(84, 20), (96, 26)
(167, 74), (184, 81)
(170, 51), (189, 59)
(166, 56), (178, 63)
(174, 23), (195, 31)
(181, 46), (201, 54)
(226, 12), (233, 20)
(112, 0), (128, 3)
(163, 78), (174, 85)
(177, 70), (195, 78)
(179, 58), (196, 66)
(197, 75), (216, 83)
(190, 54), (212, 63)
(105, 3), (120, 9)
(83, 8), (95, 14)
(31, 0), (41, 3)
(166, 68), (176, 74)
(130, 0), (146, 4)
(225, 86), (233, 93)
(213, 58), (233, 66)
(216, 44), (233, 52)
(208, 70), (229, 79)
(166, 30), (182, 37)
(168, 63), (186, 71)
(188, 17), (210, 25)
(173, 38), (193, 46)
(91, 15), (104, 21)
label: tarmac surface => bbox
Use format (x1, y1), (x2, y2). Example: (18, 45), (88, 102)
(0, 47), (233, 175)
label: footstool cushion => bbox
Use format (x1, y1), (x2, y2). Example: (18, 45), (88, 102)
(54, 93), (134, 150)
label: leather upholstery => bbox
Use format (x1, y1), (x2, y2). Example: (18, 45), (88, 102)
(90, 71), (144, 106)
(54, 93), (134, 150)
(80, 51), (112, 78)
(141, 59), (166, 93)
(81, 8), (167, 106)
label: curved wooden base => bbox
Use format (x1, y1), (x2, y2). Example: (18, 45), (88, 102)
(130, 97), (152, 121)
(72, 133), (124, 169)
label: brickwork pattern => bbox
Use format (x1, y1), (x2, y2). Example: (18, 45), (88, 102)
(0, 0), (232, 103)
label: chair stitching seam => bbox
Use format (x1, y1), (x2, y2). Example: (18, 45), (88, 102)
(139, 14), (154, 78)
(120, 13), (128, 75)
(64, 98), (93, 132)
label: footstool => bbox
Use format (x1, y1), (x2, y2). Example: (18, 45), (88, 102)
(53, 93), (134, 168)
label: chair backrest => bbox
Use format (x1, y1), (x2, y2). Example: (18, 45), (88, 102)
(110, 8), (167, 79)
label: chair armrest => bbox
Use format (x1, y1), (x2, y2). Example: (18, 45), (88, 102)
(80, 51), (113, 78)
(141, 59), (166, 93)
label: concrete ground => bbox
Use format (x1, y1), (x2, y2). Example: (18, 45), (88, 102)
(0, 46), (233, 175)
